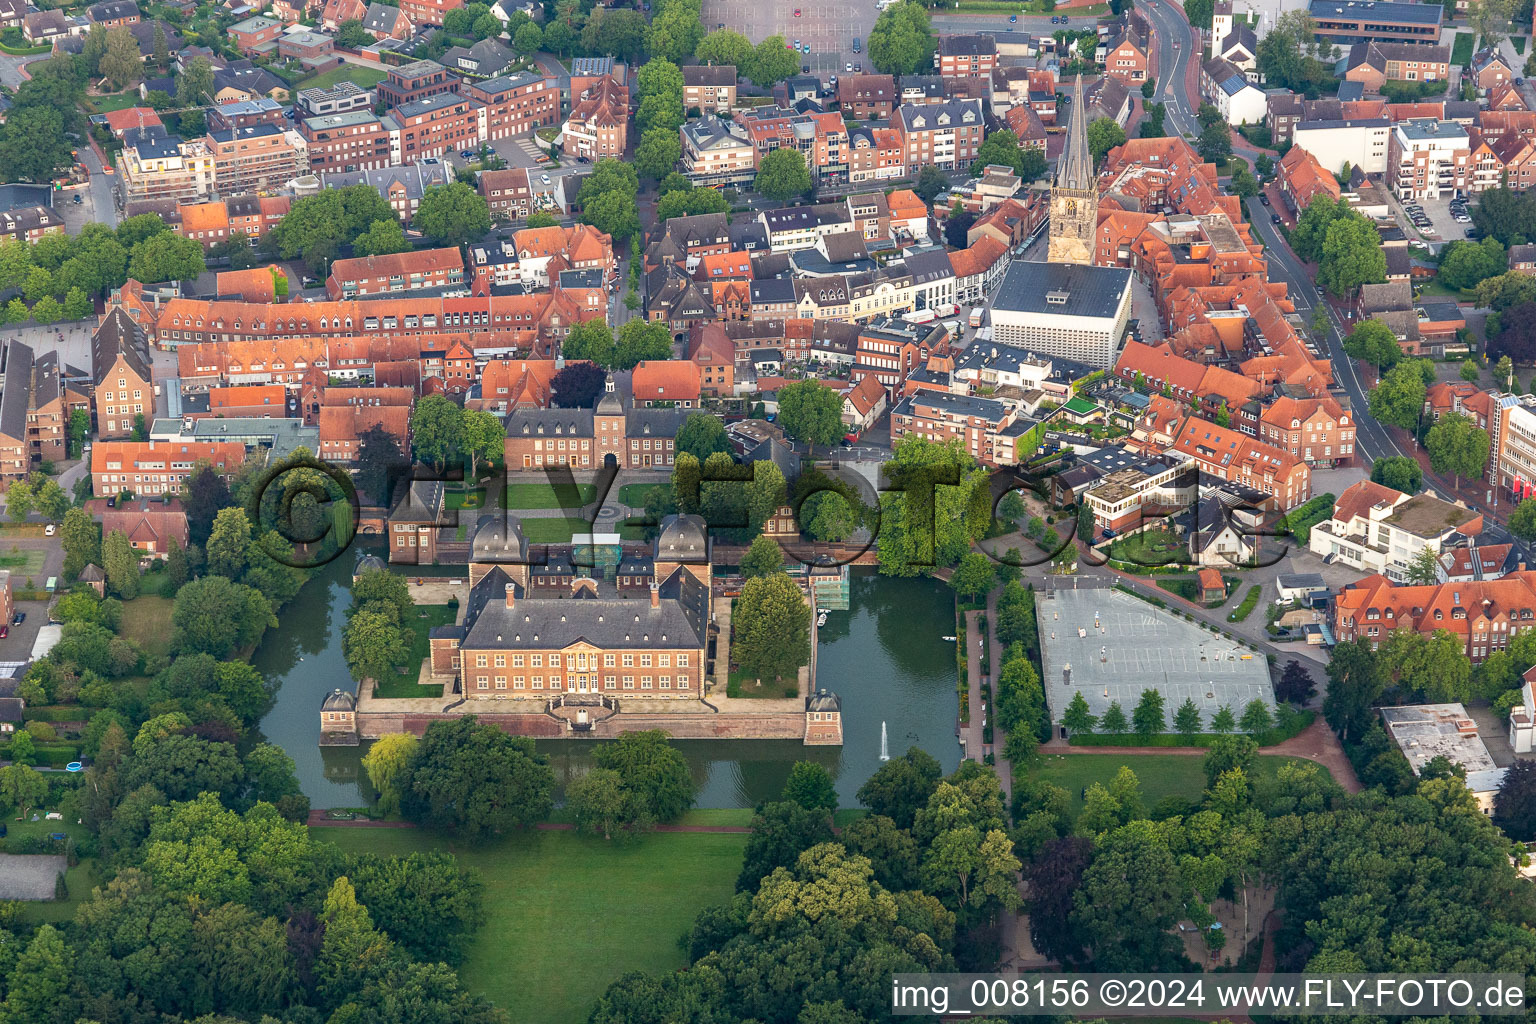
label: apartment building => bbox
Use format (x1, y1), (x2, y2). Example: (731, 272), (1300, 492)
(92, 440), (246, 496)
(325, 247), (465, 298)
(682, 64), (736, 113)
(117, 128), (216, 205)
(463, 72), (559, 140)
(297, 80), (375, 117)
(838, 73), (897, 120)
(1344, 41), (1451, 92)
(398, 0), (461, 27)
(1292, 117), (1392, 175)
(847, 125), (907, 183)
(0, 341), (88, 490)
(92, 309), (154, 440)
(1334, 572), (1536, 662)
(889, 389), (1023, 467)
(741, 106), (850, 184)
(562, 74), (628, 159)
(1308, 0), (1443, 46)
(478, 166), (538, 221)
(935, 34), (997, 81)
(681, 115), (756, 188)
(383, 91), (484, 162)
(1171, 415), (1312, 509)
(0, 206), (63, 244)
(1257, 393), (1357, 467)
(206, 123), (309, 194)
(1389, 118), (1485, 199)
(1309, 479), (1482, 581)
(376, 58), (460, 108)
(301, 110), (391, 172)
(894, 99), (984, 171)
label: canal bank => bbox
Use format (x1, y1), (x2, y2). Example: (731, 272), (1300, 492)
(255, 558), (961, 809)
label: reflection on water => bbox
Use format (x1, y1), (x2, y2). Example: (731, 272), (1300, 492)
(255, 559), (960, 808)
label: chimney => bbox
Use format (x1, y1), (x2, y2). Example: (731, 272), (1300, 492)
(505, 582), (515, 608)
(650, 582), (660, 608)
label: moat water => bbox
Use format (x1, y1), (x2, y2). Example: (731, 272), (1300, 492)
(254, 554), (962, 809)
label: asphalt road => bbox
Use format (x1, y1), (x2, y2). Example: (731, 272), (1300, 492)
(1136, 0), (1198, 136)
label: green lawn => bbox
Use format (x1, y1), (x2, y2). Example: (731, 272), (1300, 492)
(444, 488), (487, 511)
(120, 594), (175, 659)
(296, 63), (387, 91)
(0, 547), (45, 577)
(1108, 528), (1186, 567)
(372, 604), (456, 699)
(505, 482), (597, 511)
(520, 517), (598, 543)
(313, 825), (748, 1024)
(1032, 753), (1321, 813)
(618, 483), (666, 507)
(1452, 31), (1475, 65)
(87, 91), (143, 112)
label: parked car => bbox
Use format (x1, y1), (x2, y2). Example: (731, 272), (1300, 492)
(44, 523), (54, 536)
(1259, 194), (1270, 205)
(12, 612), (23, 626)
(0, 626), (7, 639)
(1050, 14), (1059, 21)
(541, 173), (551, 184)
(803, 64), (810, 73)
(1271, 214), (1281, 223)
(1009, 12), (1017, 20)
(846, 62), (854, 71)
(855, 62), (861, 71)
(71, 194), (82, 205)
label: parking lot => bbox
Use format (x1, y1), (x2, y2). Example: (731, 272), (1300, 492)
(1393, 192), (1471, 249)
(702, 0), (874, 76)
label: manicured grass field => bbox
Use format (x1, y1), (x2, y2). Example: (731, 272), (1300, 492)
(0, 548), (45, 575)
(88, 91), (142, 112)
(1031, 753), (1321, 813)
(504, 482), (597, 510)
(313, 825), (748, 1024)
(444, 488), (486, 511)
(618, 483), (666, 507)
(520, 517), (593, 543)
(1451, 31), (1475, 66)
(373, 604), (456, 698)
(297, 63), (386, 91)
(120, 594), (175, 658)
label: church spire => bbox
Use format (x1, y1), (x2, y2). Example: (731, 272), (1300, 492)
(1058, 73), (1092, 191)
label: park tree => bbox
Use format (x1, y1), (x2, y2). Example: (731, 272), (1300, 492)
(171, 575), (276, 658)
(1131, 689), (1165, 737)
(101, 529), (140, 600)
(782, 761), (837, 812)
(1071, 821), (1188, 969)
(737, 800), (837, 889)
(1098, 702), (1129, 733)
(351, 218), (409, 257)
(413, 183), (491, 247)
(400, 716), (555, 837)
(856, 747), (941, 829)
(270, 185), (397, 273)
(913, 164), (950, 203)
(1495, 758), (1536, 840)
(460, 409), (505, 480)
(1468, 0), (1515, 48)
(695, 27), (751, 67)
(1319, 211), (1387, 297)
(635, 128), (682, 182)
(1061, 691), (1096, 735)
(1239, 699), (1273, 734)
(868, 0), (935, 75)
(675, 412), (733, 462)
(1173, 698), (1202, 738)
(551, 361), (608, 409)
(1439, 236), (1507, 291)
(1368, 359), (1428, 430)
(1425, 411), (1491, 489)
(205, 506), (252, 579)
(60, 505), (100, 578)
(1209, 704), (1236, 733)
(744, 35), (800, 87)
(739, 535), (783, 578)
(591, 729), (695, 824)
(876, 436), (991, 576)
(127, 231), (205, 283)
(1276, 661), (1317, 705)
(645, 0), (703, 63)
(950, 552), (996, 601)
(1323, 638), (1383, 743)
(733, 571), (811, 682)
(614, 319), (673, 369)
(1370, 454), (1423, 493)
(410, 394), (464, 469)
(566, 767), (633, 840)
(777, 378), (845, 453)
(0, 763), (47, 819)
(755, 147), (812, 201)
(344, 606), (409, 683)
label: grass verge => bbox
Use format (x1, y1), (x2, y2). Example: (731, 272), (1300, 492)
(1452, 31), (1475, 65)
(312, 825), (748, 1024)
(1227, 584), (1262, 622)
(372, 604), (456, 698)
(505, 482), (597, 510)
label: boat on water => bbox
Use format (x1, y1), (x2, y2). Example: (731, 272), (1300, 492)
(816, 610), (828, 627)
(941, 635), (957, 642)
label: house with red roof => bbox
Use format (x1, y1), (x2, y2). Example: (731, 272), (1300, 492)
(92, 440), (245, 497)
(1333, 570), (1536, 661)
(631, 360), (702, 408)
(1258, 393), (1356, 467)
(841, 373), (887, 433)
(325, 247), (464, 299)
(84, 497), (190, 556)
(687, 324), (735, 396)
(1170, 415), (1311, 510)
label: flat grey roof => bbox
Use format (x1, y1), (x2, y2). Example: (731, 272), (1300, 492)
(1309, 0), (1443, 25)
(991, 260), (1132, 319)
(1036, 587), (1274, 726)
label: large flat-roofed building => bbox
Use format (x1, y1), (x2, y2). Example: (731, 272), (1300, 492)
(988, 260), (1133, 367)
(1036, 586), (1275, 734)
(1308, 0), (1443, 46)
(1381, 704), (1504, 813)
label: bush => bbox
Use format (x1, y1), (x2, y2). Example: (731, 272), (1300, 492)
(1069, 710), (1313, 746)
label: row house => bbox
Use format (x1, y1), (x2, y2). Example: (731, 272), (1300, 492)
(838, 73), (897, 120)
(741, 106), (850, 185)
(631, 360), (702, 408)
(682, 64), (736, 113)
(890, 389), (1023, 467)
(1257, 393), (1356, 467)
(1171, 415), (1311, 510)
(845, 192), (890, 242)
(0, 206), (64, 244)
(326, 247), (466, 299)
(317, 399), (411, 462)
(175, 194), (290, 249)
(1343, 41), (1451, 92)
(301, 110), (391, 173)
(894, 99), (983, 172)
(562, 74), (627, 160)
(948, 236), (1008, 306)
(681, 116), (756, 188)
(478, 166), (538, 222)
(465, 358), (557, 412)
(301, 384), (413, 425)
(760, 203), (855, 253)
(1333, 571), (1536, 662)
(847, 125), (906, 184)
(464, 72), (559, 141)
(495, 223), (615, 291)
(91, 440), (245, 497)
(686, 324), (735, 395)
(852, 316), (943, 392)
(1276, 143), (1343, 213)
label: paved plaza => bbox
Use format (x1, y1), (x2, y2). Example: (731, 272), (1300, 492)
(701, 0), (873, 77)
(1036, 586), (1276, 725)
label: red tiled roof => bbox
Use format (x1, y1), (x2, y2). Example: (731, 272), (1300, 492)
(631, 359), (701, 402)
